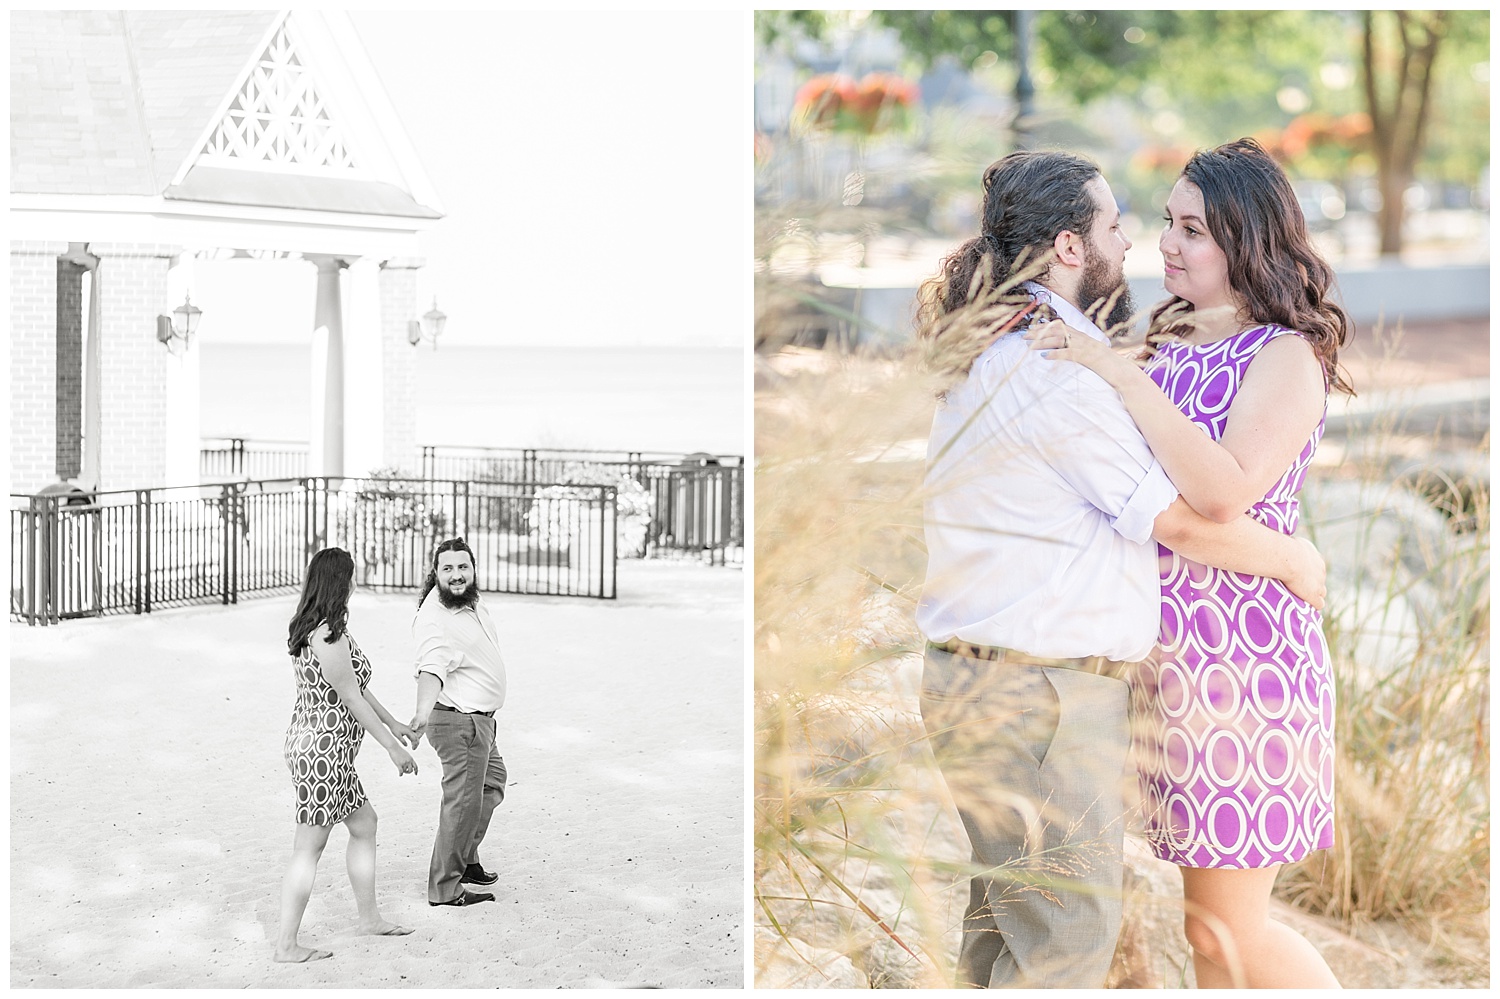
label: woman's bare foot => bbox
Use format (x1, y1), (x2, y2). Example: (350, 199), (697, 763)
(273, 944), (333, 963)
(358, 918), (413, 937)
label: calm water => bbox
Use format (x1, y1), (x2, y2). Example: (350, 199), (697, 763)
(199, 344), (745, 456)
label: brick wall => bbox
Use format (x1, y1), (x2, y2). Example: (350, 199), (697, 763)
(91, 243), (178, 489)
(55, 259), (86, 479)
(379, 259), (420, 473)
(10, 242), (68, 493)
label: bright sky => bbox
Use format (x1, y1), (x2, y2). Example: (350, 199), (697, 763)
(344, 10), (747, 348)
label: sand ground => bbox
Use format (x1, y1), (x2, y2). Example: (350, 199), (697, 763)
(10, 560), (744, 989)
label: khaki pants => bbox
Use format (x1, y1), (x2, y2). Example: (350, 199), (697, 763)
(920, 645), (1133, 988)
(426, 709), (508, 902)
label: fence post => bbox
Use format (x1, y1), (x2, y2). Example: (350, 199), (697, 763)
(141, 489), (153, 615)
(220, 482), (237, 605)
(605, 485), (617, 599)
(451, 479), (462, 539)
(31, 496), (53, 625)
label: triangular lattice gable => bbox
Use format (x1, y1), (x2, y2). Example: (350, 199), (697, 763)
(193, 15), (358, 173)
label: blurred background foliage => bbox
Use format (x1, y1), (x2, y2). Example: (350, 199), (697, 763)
(755, 9), (1489, 258)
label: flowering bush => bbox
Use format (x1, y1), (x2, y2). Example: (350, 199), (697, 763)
(792, 72), (918, 135)
(345, 467), (447, 579)
(1280, 112), (1372, 159)
(524, 462), (652, 557)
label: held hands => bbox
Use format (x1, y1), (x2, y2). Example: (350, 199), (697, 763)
(388, 743), (419, 777)
(1285, 536), (1328, 610)
(389, 719), (421, 750)
(408, 711), (430, 749)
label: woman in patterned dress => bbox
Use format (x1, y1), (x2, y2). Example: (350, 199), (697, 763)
(1028, 138), (1348, 987)
(275, 547), (422, 964)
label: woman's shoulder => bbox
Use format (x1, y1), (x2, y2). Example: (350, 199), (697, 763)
(1247, 323), (1319, 358)
(309, 621), (346, 647)
(1241, 321), (1308, 344)
(1220, 323), (1315, 367)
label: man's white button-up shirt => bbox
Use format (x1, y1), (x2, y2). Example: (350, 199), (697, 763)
(916, 282), (1179, 663)
(413, 589), (507, 713)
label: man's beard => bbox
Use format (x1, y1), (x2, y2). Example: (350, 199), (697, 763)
(1078, 244), (1135, 333)
(437, 578), (479, 609)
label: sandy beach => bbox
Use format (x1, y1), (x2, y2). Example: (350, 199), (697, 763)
(10, 560), (744, 989)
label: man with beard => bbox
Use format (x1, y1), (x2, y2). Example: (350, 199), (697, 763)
(410, 537), (507, 907)
(914, 151), (1326, 988)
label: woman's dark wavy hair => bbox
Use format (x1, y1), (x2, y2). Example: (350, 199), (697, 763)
(917, 150), (1102, 328)
(287, 547), (355, 655)
(1150, 137), (1354, 395)
(416, 537), (476, 607)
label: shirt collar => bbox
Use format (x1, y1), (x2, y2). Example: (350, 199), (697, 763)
(1023, 280), (1110, 344)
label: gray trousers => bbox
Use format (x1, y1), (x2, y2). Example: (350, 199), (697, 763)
(920, 646), (1132, 988)
(426, 709), (507, 902)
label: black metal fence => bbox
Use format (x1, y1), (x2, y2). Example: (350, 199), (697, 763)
(10, 476), (617, 626)
(418, 445), (744, 564)
(200, 437), (308, 480)
(200, 441), (744, 565)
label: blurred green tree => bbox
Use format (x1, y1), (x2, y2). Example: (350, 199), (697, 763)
(1362, 11), (1460, 255)
(854, 10), (1487, 256)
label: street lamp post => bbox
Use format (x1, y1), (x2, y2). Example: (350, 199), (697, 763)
(1014, 10), (1036, 150)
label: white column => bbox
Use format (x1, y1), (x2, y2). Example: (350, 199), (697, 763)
(307, 255), (348, 479)
(162, 254), (201, 486)
(342, 258), (384, 478)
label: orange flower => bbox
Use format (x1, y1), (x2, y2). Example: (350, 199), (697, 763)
(793, 72), (917, 135)
(793, 74), (857, 128)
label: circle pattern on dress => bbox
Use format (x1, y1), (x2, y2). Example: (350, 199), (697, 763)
(282, 632), (372, 826)
(1132, 325), (1336, 869)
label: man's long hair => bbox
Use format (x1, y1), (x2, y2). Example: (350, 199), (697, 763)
(417, 537), (477, 608)
(916, 150), (1103, 374)
(287, 547), (355, 655)
(1149, 137), (1354, 395)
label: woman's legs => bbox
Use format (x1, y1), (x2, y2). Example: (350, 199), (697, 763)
(1180, 865), (1340, 988)
(343, 802), (411, 935)
(274, 822), (334, 962)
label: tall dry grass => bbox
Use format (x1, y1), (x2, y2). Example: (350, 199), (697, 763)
(753, 264), (1108, 987)
(1282, 370), (1490, 963)
(754, 343), (954, 988)
(754, 251), (1490, 985)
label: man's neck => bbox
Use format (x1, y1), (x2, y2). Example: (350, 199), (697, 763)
(1032, 276), (1082, 314)
(1025, 279), (1107, 340)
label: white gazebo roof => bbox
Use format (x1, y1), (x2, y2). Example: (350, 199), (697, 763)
(10, 9), (443, 256)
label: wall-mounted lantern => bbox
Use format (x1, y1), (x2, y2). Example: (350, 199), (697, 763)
(156, 292), (202, 353)
(407, 298), (447, 348)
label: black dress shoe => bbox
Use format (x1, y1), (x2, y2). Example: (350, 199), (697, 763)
(429, 890), (495, 907)
(462, 863), (499, 886)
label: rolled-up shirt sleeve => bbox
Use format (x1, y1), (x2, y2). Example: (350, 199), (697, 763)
(1112, 461), (1177, 544)
(412, 605), (461, 682)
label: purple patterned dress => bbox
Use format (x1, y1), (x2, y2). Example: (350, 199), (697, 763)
(1131, 324), (1336, 868)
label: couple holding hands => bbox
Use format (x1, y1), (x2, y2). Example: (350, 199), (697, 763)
(274, 538), (507, 963)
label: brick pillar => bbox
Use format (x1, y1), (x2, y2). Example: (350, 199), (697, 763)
(55, 259), (86, 479)
(379, 258), (423, 473)
(90, 243), (180, 489)
(10, 241), (69, 493)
